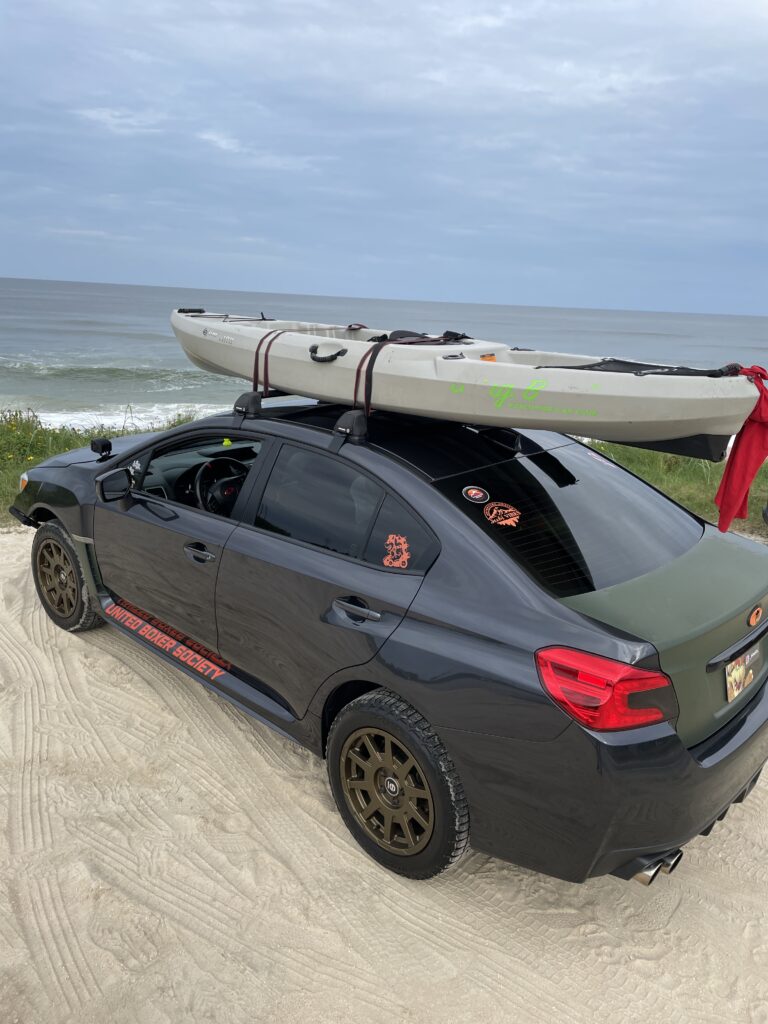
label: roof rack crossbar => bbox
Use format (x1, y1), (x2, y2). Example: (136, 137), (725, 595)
(234, 392), (263, 418)
(330, 409), (368, 451)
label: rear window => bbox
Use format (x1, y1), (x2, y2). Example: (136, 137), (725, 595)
(433, 443), (703, 598)
(363, 495), (439, 572)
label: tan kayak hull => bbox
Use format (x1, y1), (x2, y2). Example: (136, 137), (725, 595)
(171, 312), (757, 443)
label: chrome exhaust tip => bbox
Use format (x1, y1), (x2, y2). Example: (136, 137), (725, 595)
(633, 861), (663, 886)
(660, 849), (683, 875)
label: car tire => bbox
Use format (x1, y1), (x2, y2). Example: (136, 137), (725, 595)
(31, 521), (104, 633)
(326, 689), (470, 879)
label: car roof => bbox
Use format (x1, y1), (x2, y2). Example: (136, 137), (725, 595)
(194, 400), (575, 482)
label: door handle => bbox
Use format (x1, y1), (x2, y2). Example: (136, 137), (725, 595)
(183, 542), (217, 564)
(333, 598), (382, 623)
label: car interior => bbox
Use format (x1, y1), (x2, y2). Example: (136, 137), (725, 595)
(137, 439), (261, 517)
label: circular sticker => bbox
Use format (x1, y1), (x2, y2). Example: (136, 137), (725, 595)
(484, 501), (521, 527)
(462, 486), (489, 504)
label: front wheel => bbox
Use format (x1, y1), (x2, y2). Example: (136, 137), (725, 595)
(326, 690), (470, 879)
(31, 521), (104, 633)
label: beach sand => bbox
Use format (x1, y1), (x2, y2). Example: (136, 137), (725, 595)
(1, 527), (767, 1024)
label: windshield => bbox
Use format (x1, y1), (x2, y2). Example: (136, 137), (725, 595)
(432, 443), (703, 598)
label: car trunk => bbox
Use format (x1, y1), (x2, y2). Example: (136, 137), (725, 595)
(561, 528), (768, 747)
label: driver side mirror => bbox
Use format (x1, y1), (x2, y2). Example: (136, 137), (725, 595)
(97, 467), (133, 502)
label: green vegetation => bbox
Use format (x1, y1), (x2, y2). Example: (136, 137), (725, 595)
(1, 409), (766, 539)
(591, 440), (768, 539)
(1, 409), (191, 526)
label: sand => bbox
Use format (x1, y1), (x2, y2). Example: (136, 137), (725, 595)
(1, 528), (767, 1024)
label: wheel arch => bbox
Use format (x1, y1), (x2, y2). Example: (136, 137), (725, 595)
(29, 505), (58, 525)
(320, 680), (382, 756)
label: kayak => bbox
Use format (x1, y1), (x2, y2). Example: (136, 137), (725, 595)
(171, 309), (760, 460)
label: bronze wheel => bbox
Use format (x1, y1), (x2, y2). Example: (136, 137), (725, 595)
(31, 522), (103, 633)
(340, 727), (435, 855)
(328, 690), (469, 878)
(36, 538), (78, 618)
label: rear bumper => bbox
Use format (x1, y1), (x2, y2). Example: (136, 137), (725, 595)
(439, 677), (768, 883)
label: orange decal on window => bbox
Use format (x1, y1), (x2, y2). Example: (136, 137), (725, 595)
(483, 501), (521, 527)
(383, 533), (411, 568)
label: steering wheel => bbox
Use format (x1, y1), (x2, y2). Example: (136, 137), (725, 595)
(194, 457), (249, 516)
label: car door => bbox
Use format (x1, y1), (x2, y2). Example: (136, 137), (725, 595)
(93, 430), (268, 649)
(215, 442), (440, 717)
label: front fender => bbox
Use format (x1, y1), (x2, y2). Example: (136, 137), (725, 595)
(12, 476), (96, 540)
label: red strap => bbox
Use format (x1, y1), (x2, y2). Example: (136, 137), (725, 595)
(739, 365), (768, 381)
(714, 368), (768, 531)
(261, 330), (286, 397)
(252, 329), (280, 390)
(352, 347), (375, 409)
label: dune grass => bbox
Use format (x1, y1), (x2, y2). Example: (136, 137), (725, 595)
(2, 408), (767, 538)
(590, 440), (768, 539)
(0, 409), (191, 526)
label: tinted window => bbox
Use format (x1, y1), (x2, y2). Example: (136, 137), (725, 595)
(363, 495), (439, 572)
(433, 443), (703, 598)
(255, 446), (383, 557)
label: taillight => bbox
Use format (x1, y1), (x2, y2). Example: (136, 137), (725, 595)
(535, 647), (678, 731)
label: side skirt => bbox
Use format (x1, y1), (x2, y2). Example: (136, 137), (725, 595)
(97, 595), (318, 750)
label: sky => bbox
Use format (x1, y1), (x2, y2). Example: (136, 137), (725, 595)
(1, 0), (767, 314)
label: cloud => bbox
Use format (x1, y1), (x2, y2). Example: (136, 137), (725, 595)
(2, 0), (767, 311)
(196, 130), (329, 171)
(46, 227), (138, 242)
(75, 108), (165, 135)
(197, 130), (243, 153)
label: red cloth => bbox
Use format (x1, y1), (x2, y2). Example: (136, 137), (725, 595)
(715, 366), (768, 532)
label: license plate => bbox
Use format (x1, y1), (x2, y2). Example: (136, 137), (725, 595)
(725, 645), (761, 703)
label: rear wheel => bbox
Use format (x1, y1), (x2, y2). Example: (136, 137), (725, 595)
(31, 522), (104, 633)
(327, 690), (469, 878)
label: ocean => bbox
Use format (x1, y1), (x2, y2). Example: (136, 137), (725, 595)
(1, 276), (766, 428)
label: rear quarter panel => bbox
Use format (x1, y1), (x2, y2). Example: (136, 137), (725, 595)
(310, 446), (657, 743)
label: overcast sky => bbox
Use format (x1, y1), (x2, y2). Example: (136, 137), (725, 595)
(1, 0), (767, 313)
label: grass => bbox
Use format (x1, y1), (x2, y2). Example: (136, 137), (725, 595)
(0, 408), (191, 526)
(2, 408), (767, 538)
(590, 439), (768, 539)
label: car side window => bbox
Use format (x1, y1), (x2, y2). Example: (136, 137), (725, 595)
(134, 434), (262, 519)
(363, 495), (439, 572)
(254, 446), (383, 558)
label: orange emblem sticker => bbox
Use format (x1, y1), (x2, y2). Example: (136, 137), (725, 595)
(749, 606), (763, 628)
(384, 534), (411, 568)
(484, 501), (521, 527)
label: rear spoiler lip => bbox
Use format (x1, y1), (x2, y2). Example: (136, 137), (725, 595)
(706, 615), (768, 672)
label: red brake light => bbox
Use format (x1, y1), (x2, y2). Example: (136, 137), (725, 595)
(535, 647), (678, 731)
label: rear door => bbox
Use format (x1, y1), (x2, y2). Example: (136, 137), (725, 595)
(215, 443), (439, 717)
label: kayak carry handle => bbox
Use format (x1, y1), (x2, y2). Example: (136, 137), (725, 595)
(309, 344), (348, 363)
